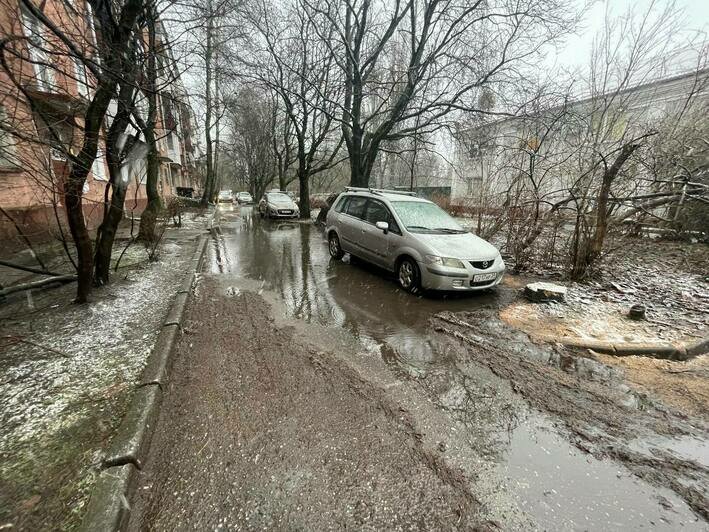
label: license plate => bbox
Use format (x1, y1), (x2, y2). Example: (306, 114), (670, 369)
(281, 210), (292, 214)
(473, 273), (497, 282)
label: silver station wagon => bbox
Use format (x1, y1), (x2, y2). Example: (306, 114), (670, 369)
(325, 187), (505, 292)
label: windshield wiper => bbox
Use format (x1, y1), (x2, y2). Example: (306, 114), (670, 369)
(434, 228), (467, 234)
(406, 225), (433, 232)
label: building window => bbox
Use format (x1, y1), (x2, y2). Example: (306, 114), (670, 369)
(0, 106), (18, 168)
(20, 5), (55, 91)
(73, 57), (89, 98)
(84, 1), (99, 60)
(92, 149), (108, 181)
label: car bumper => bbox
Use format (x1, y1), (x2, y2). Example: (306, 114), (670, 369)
(420, 263), (505, 291)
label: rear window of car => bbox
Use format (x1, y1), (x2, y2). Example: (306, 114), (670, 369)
(344, 196), (367, 219)
(333, 196), (349, 213)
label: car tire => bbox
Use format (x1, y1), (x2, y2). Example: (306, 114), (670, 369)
(397, 257), (421, 293)
(328, 233), (344, 260)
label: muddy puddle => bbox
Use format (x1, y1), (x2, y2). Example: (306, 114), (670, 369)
(205, 206), (708, 529)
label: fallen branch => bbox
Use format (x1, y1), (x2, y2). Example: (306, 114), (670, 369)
(1, 335), (71, 358)
(0, 275), (77, 298)
(0, 259), (65, 277)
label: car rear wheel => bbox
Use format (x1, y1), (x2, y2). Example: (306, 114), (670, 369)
(398, 258), (421, 293)
(328, 233), (344, 259)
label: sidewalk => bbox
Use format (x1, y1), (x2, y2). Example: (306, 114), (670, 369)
(0, 209), (212, 531)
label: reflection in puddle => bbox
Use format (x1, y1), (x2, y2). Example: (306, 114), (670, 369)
(503, 414), (698, 529)
(629, 435), (709, 469)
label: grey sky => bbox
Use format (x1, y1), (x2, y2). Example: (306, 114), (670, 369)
(551, 0), (709, 71)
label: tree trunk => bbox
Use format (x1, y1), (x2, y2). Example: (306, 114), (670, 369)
(94, 184), (127, 284)
(570, 142), (641, 279)
(95, 83), (135, 284)
(200, 0), (215, 206)
(64, 176), (94, 302)
(65, 83), (122, 302)
(138, 136), (160, 241)
(298, 167), (310, 219)
(138, 12), (162, 242)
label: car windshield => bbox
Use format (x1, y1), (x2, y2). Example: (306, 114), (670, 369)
(268, 193), (291, 202)
(390, 201), (465, 234)
(219, 191), (230, 196)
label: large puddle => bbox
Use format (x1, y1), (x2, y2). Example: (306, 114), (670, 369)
(207, 205), (705, 530)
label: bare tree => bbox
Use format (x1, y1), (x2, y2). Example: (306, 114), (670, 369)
(0, 0), (147, 301)
(240, 0), (344, 217)
(302, 0), (580, 187)
(453, 1), (709, 277)
(224, 87), (277, 201)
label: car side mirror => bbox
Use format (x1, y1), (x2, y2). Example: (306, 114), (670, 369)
(375, 221), (389, 234)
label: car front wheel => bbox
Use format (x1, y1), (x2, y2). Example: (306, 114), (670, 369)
(328, 233), (344, 259)
(398, 258), (421, 293)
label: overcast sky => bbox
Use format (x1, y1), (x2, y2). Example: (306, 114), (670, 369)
(551, 0), (709, 71)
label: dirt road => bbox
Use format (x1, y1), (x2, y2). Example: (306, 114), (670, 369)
(128, 278), (487, 530)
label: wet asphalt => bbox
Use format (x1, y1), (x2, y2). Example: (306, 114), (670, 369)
(127, 205), (707, 531)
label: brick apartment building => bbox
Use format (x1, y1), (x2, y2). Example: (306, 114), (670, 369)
(0, 0), (198, 252)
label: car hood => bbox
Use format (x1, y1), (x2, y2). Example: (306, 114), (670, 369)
(415, 232), (499, 260)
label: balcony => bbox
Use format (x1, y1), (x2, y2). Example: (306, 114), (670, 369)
(25, 88), (88, 117)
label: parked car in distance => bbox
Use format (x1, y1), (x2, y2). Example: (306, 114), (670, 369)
(236, 191), (253, 204)
(217, 190), (234, 203)
(325, 187), (505, 293)
(259, 191), (300, 219)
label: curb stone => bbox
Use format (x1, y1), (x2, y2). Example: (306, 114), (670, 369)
(139, 324), (180, 388)
(79, 234), (208, 532)
(79, 464), (137, 532)
(163, 292), (190, 327)
(102, 385), (162, 469)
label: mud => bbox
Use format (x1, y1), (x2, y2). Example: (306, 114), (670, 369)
(126, 205), (708, 530)
(431, 311), (709, 522)
(593, 353), (709, 419)
(127, 279), (487, 530)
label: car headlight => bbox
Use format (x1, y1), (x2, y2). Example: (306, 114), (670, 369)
(425, 255), (465, 268)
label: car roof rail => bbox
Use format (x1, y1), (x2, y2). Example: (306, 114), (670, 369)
(343, 186), (417, 197)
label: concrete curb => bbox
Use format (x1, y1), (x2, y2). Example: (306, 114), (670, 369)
(79, 464), (136, 531)
(543, 334), (709, 361)
(79, 234), (209, 532)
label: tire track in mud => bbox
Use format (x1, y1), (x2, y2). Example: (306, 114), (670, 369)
(432, 311), (709, 522)
(304, 348), (486, 522)
(129, 277), (495, 530)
